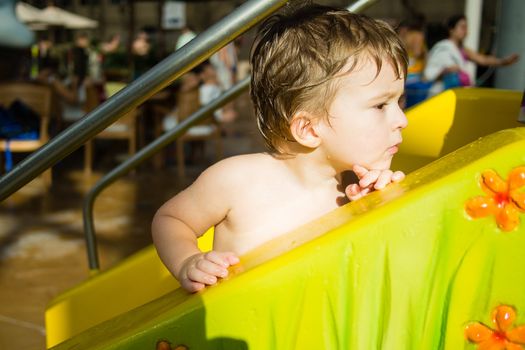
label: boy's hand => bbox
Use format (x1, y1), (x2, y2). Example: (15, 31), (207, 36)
(177, 251), (239, 293)
(345, 165), (405, 201)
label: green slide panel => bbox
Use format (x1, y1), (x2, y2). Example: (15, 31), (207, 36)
(52, 128), (525, 349)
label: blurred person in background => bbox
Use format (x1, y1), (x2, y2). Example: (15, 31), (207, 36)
(209, 42), (238, 131)
(424, 14), (519, 97)
(101, 33), (121, 55)
(88, 38), (103, 82)
(397, 17), (427, 85)
(37, 33), (94, 125)
(31, 36), (55, 79)
(100, 33), (128, 82)
(175, 25), (196, 51)
(397, 17), (431, 108)
(196, 60), (237, 125)
(71, 32), (90, 91)
(131, 29), (157, 80)
(210, 42), (237, 91)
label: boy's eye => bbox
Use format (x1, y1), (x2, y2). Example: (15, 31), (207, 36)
(375, 103), (386, 110)
(398, 95), (406, 107)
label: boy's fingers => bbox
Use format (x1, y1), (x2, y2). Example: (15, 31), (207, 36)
(359, 187), (371, 197)
(225, 254), (240, 265)
(345, 183), (360, 197)
(347, 193), (363, 201)
(214, 251), (240, 265)
(392, 171), (405, 182)
(205, 251), (229, 267)
(205, 251), (239, 267)
(345, 185), (370, 201)
(352, 164), (368, 178)
(183, 280), (205, 293)
(359, 169), (381, 188)
(374, 170), (393, 190)
(197, 259), (228, 278)
(187, 266), (217, 286)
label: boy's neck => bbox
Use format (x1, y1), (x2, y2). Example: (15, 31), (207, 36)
(275, 144), (343, 189)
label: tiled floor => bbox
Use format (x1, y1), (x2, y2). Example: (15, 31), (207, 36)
(0, 94), (264, 349)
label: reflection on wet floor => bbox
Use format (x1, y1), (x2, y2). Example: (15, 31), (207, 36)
(0, 95), (264, 349)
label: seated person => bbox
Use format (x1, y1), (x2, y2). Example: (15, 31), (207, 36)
(397, 17), (432, 108)
(424, 14), (519, 97)
(36, 34), (93, 124)
(37, 69), (90, 124)
(397, 17), (427, 84)
(196, 60), (237, 124)
(152, 4), (408, 292)
(162, 61), (236, 133)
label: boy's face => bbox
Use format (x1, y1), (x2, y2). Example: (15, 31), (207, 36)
(315, 58), (407, 172)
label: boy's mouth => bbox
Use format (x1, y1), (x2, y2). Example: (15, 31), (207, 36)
(387, 142), (401, 155)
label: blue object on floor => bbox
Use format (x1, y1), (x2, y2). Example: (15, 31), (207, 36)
(405, 81), (432, 108)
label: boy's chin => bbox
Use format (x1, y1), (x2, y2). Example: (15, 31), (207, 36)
(368, 159), (393, 170)
(341, 158), (392, 172)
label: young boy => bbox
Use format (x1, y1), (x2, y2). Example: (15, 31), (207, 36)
(152, 3), (408, 292)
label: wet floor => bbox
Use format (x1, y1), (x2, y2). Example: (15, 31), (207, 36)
(0, 94), (264, 349)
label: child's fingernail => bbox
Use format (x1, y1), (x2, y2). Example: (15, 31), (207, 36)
(219, 269), (228, 277)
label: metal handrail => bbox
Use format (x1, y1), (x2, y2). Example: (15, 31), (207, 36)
(0, 0), (288, 201)
(83, 78), (249, 272)
(81, 0), (379, 272)
(347, 0), (379, 12)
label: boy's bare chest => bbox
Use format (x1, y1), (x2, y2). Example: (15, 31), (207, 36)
(214, 185), (343, 254)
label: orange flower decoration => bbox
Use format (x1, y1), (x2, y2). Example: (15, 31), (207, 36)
(465, 305), (525, 349)
(465, 166), (525, 231)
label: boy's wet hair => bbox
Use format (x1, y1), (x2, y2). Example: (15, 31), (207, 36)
(250, 3), (408, 154)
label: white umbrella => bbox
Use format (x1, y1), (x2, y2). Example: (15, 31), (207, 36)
(16, 2), (44, 23)
(39, 5), (98, 29)
(16, 2), (62, 29)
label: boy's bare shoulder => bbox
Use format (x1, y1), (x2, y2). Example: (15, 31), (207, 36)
(203, 153), (275, 179)
(195, 153), (277, 188)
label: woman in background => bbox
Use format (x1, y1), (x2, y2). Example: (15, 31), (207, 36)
(424, 14), (519, 97)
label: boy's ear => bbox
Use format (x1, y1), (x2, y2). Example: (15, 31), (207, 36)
(290, 111), (321, 149)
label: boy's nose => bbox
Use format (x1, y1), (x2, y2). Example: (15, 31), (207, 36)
(392, 105), (408, 130)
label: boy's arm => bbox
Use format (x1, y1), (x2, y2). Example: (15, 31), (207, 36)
(345, 165), (405, 201)
(151, 161), (239, 292)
